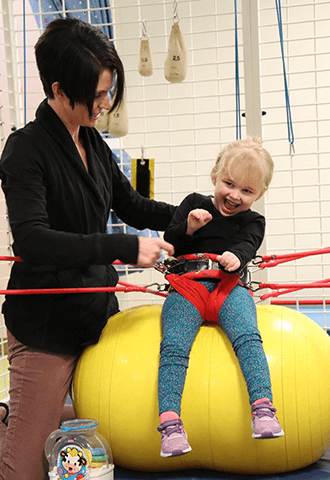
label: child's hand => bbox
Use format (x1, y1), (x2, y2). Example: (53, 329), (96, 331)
(216, 251), (241, 272)
(187, 209), (212, 235)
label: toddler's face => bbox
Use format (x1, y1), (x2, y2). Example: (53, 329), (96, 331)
(211, 168), (265, 217)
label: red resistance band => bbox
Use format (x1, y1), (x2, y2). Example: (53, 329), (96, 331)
(165, 254), (240, 323)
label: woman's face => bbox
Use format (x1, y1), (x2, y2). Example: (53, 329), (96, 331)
(58, 69), (113, 129)
(78, 69), (114, 127)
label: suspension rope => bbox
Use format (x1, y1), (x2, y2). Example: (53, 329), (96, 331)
(0, 282), (167, 297)
(234, 0), (241, 140)
(275, 0), (294, 153)
(258, 278), (330, 301)
(5, 246), (330, 268)
(0, 257), (167, 296)
(254, 246), (330, 269)
(0, 246), (329, 301)
(249, 246), (330, 299)
(0, 256), (124, 264)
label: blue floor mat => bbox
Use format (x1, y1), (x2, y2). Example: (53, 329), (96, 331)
(114, 457), (330, 480)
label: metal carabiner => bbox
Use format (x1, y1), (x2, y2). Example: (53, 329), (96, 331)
(245, 281), (261, 293)
(145, 282), (170, 292)
(251, 255), (263, 266)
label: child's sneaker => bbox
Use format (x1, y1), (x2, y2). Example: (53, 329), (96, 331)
(251, 398), (285, 439)
(157, 418), (192, 457)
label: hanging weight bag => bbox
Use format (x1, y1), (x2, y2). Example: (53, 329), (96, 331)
(108, 99), (129, 137)
(138, 21), (153, 77)
(165, 21), (187, 83)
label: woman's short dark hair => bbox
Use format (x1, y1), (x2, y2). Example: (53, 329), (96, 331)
(35, 17), (124, 116)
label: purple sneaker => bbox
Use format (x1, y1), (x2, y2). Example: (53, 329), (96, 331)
(157, 418), (192, 457)
(251, 399), (285, 439)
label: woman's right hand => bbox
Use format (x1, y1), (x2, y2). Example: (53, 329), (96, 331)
(137, 237), (174, 268)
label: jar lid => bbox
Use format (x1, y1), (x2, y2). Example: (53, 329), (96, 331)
(60, 418), (98, 432)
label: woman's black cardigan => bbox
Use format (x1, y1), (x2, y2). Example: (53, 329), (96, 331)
(0, 100), (175, 354)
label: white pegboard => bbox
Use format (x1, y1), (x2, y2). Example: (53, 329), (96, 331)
(259, 0), (330, 314)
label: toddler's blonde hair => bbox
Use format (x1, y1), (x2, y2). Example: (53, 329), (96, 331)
(212, 137), (274, 190)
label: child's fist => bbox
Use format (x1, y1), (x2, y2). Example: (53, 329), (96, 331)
(187, 209), (212, 235)
(216, 251), (241, 272)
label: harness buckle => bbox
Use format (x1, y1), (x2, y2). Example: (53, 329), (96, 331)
(154, 261), (166, 273)
(154, 257), (185, 275)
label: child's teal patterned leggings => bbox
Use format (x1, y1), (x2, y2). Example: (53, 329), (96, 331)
(158, 281), (272, 416)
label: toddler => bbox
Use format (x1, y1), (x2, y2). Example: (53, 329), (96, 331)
(157, 137), (284, 458)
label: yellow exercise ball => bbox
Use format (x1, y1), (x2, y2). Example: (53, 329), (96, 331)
(73, 304), (330, 475)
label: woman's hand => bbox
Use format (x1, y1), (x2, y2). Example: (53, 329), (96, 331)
(186, 209), (212, 235)
(137, 237), (174, 268)
(216, 251), (241, 272)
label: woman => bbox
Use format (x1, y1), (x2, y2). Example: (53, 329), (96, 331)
(0, 18), (174, 480)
